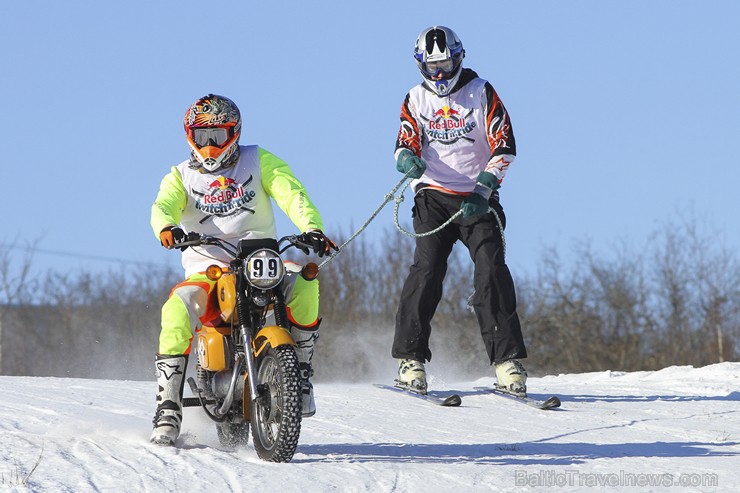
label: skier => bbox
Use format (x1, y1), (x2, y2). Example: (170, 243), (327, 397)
(392, 26), (529, 396)
(150, 94), (337, 446)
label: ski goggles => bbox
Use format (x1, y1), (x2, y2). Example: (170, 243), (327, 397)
(423, 59), (455, 77)
(418, 53), (464, 80)
(188, 126), (236, 148)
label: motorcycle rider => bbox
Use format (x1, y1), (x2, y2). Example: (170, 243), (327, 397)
(392, 27), (528, 396)
(150, 94), (337, 446)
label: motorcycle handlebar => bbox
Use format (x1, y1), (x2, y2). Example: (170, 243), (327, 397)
(168, 232), (213, 249)
(278, 234), (314, 254)
(170, 232), (314, 256)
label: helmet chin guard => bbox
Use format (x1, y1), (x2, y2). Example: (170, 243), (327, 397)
(423, 69), (463, 97)
(187, 142), (240, 173)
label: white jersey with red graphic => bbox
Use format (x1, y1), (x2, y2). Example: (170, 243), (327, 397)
(177, 145), (275, 262)
(395, 68), (517, 194)
(152, 144), (323, 277)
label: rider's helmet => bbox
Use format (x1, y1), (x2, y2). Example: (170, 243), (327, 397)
(184, 94), (242, 173)
(413, 26), (465, 97)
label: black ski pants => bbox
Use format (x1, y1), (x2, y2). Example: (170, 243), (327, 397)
(392, 188), (528, 365)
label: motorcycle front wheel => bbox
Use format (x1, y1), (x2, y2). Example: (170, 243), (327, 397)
(251, 345), (302, 462)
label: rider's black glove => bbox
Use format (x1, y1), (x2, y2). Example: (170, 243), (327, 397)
(159, 226), (187, 251)
(302, 229), (338, 257)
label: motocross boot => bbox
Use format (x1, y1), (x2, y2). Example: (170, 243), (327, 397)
(150, 354), (188, 446)
(396, 358), (428, 395)
(290, 324), (319, 417)
(495, 359), (528, 397)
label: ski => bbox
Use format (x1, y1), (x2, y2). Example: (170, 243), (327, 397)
(374, 384), (462, 407)
(473, 386), (561, 410)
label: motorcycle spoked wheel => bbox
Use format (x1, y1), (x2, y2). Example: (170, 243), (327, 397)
(250, 345), (302, 462)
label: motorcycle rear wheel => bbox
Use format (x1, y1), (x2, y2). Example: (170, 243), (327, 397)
(251, 345), (302, 462)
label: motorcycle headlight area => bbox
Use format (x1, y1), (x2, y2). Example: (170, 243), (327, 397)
(244, 249), (285, 289)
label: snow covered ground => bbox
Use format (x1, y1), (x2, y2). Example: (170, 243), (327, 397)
(1, 363), (738, 492)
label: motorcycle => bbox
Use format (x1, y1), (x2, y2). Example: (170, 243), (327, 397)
(176, 232), (319, 462)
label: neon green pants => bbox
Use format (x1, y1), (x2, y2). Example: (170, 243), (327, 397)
(158, 271), (319, 355)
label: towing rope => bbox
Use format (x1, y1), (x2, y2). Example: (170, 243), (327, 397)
(318, 169), (506, 269)
(392, 178), (463, 238)
(317, 169), (416, 270)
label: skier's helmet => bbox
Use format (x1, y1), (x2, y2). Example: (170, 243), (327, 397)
(413, 26), (465, 96)
(184, 94), (241, 173)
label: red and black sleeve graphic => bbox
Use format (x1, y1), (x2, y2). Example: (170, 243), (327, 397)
(395, 94), (422, 156)
(484, 82), (516, 160)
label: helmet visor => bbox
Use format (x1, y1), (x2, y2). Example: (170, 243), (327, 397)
(189, 127), (233, 148)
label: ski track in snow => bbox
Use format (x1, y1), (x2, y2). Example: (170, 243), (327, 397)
(1, 363), (739, 492)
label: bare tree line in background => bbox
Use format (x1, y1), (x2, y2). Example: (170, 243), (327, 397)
(1, 214), (738, 382)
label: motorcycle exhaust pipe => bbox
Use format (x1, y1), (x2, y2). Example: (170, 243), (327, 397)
(213, 368), (244, 399)
(213, 353), (244, 419)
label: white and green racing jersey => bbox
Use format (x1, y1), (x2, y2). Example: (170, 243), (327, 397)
(151, 145), (323, 277)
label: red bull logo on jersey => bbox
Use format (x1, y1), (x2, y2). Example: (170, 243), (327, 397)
(193, 175), (257, 216)
(422, 105), (476, 144)
(208, 177), (237, 190)
(433, 106), (460, 119)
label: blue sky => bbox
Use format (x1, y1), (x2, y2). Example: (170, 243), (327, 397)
(2, 1), (739, 279)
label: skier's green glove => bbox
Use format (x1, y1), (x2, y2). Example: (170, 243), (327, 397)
(460, 193), (490, 218)
(476, 171), (500, 191)
(396, 149), (426, 179)
(460, 171), (500, 218)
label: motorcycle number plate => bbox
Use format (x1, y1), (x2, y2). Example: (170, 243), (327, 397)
(248, 257), (281, 280)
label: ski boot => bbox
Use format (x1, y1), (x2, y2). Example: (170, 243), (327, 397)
(495, 359), (527, 397)
(396, 358), (428, 395)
